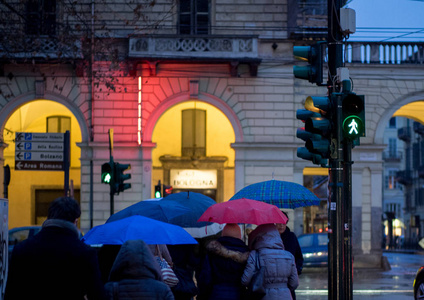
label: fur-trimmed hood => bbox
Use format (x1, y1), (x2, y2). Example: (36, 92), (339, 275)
(206, 238), (249, 264)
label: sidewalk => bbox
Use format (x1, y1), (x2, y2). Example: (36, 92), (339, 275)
(383, 248), (424, 255)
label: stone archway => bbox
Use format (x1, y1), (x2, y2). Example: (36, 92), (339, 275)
(143, 91), (243, 143)
(0, 91), (90, 143)
(374, 93), (424, 145)
(142, 91), (242, 202)
(0, 92), (89, 228)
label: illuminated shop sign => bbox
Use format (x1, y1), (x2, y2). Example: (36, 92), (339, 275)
(170, 169), (217, 189)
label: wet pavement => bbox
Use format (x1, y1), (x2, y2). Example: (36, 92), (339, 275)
(296, 251), (422, 299)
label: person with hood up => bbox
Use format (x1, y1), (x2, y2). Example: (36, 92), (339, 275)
(242, 223), (299, 300)
(197, 223), (250, 300)
(104, 239), (174, 300)
(276, 212), (303, 300)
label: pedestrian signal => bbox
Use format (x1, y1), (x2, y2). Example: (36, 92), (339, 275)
(155, 181), (162, 198)
(341, 93), (365, 140)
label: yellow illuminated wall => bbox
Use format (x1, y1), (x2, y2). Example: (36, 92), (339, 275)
(151, 101), (235, 167)
(3, 100), (81, 229)
(393, 101), (424, 124)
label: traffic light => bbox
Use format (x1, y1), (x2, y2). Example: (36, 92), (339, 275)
(163, 184), (173, 197)
(115, 162), (131, 194)
(296, 95), (333, 167)
(340, 93), (365, 140)
(154, 180), (162, 198)
(101, 160), (116, 194)
(293, 42), (324, 85)
(101, 160), (115, 185)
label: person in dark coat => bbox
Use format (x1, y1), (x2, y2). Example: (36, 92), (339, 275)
(242, 223), (298, 300)
(104, 239), (174, 300)
(276, 212), (304, 275)
(5, 196), (106, 300)
(97, 245), (122, 284)
(167, 244), (199, 300)
(276, 212), (304, 300)
(197, 223), (250, 300)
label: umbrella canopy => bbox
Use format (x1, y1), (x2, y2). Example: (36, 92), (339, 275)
(106, 199), (191, 223)
(229, 180), (320, 209)
(197, 198), (288, 225)
(161, 192), (224, 238)
(81, 215), (198, 245)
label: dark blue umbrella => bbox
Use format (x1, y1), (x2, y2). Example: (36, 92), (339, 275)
(161, 192), (224, 238)
(82, 215), (198, 245)
(229, 180), (320, 209)
(106, 199), (191, 223)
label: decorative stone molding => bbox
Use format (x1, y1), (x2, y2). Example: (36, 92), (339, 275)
(129, 36), (258, 59)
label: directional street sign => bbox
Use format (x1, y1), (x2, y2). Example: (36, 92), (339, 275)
(15, 132), (64, 142)
(15, 141), (64, 152)
(15, 132), (65, 171)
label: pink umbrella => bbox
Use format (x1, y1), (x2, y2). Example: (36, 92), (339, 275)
(197, 198), (288, 225)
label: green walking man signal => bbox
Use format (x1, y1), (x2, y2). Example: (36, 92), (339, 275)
(101, 157), (131, 195)
(155, 180), (162, 198)
(341, 93), (365, 140)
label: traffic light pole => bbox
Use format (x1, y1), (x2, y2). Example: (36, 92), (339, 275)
(109, 130), (114, 216)
(327, 0), (353, 299)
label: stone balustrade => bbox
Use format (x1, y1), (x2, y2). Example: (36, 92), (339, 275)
(345, 42), (424, 64)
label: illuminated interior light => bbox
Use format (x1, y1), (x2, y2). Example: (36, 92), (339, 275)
(138, 76), (142, 145)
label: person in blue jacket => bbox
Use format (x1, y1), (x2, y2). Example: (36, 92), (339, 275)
(197, 223), (250, 300)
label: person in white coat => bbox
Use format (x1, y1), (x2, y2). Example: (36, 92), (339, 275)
(242, 223), (299, 300)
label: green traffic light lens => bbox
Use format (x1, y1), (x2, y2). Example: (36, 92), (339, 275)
(342, 116), (364, 138)
(102, 173), (112, 184)
(155, 191), (161, 198)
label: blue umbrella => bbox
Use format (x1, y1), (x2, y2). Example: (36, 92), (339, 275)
(82, 215), (198, 245)
(106, 199), (191, 223)
(229, 180), (320, 209)
(161, 192), (224, 238)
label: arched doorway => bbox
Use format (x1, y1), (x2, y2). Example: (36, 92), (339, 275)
(151, 100), (236, 203)
(2, 100), (82, 229)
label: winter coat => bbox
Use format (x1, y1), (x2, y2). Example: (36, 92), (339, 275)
(280, 226), (304, 275)
(242, 224), (299, 300)
(5, 219), (106, 300)
(167, 244), (199, 300)
(198, 236), (250, 300)
(104, 240), (174, 300)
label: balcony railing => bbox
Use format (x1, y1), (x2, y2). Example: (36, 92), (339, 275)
(0, 37), (82, 59)
(345, 42), (424, 65)
(129, 35), (258, 59)
(414, 122), (424, 136)
(396, 170), (413, 186)
(382, 151), (402, 162)
(398, 127), (411, 143)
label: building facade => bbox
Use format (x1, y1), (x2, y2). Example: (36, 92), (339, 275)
(1, 0), (424, 268)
